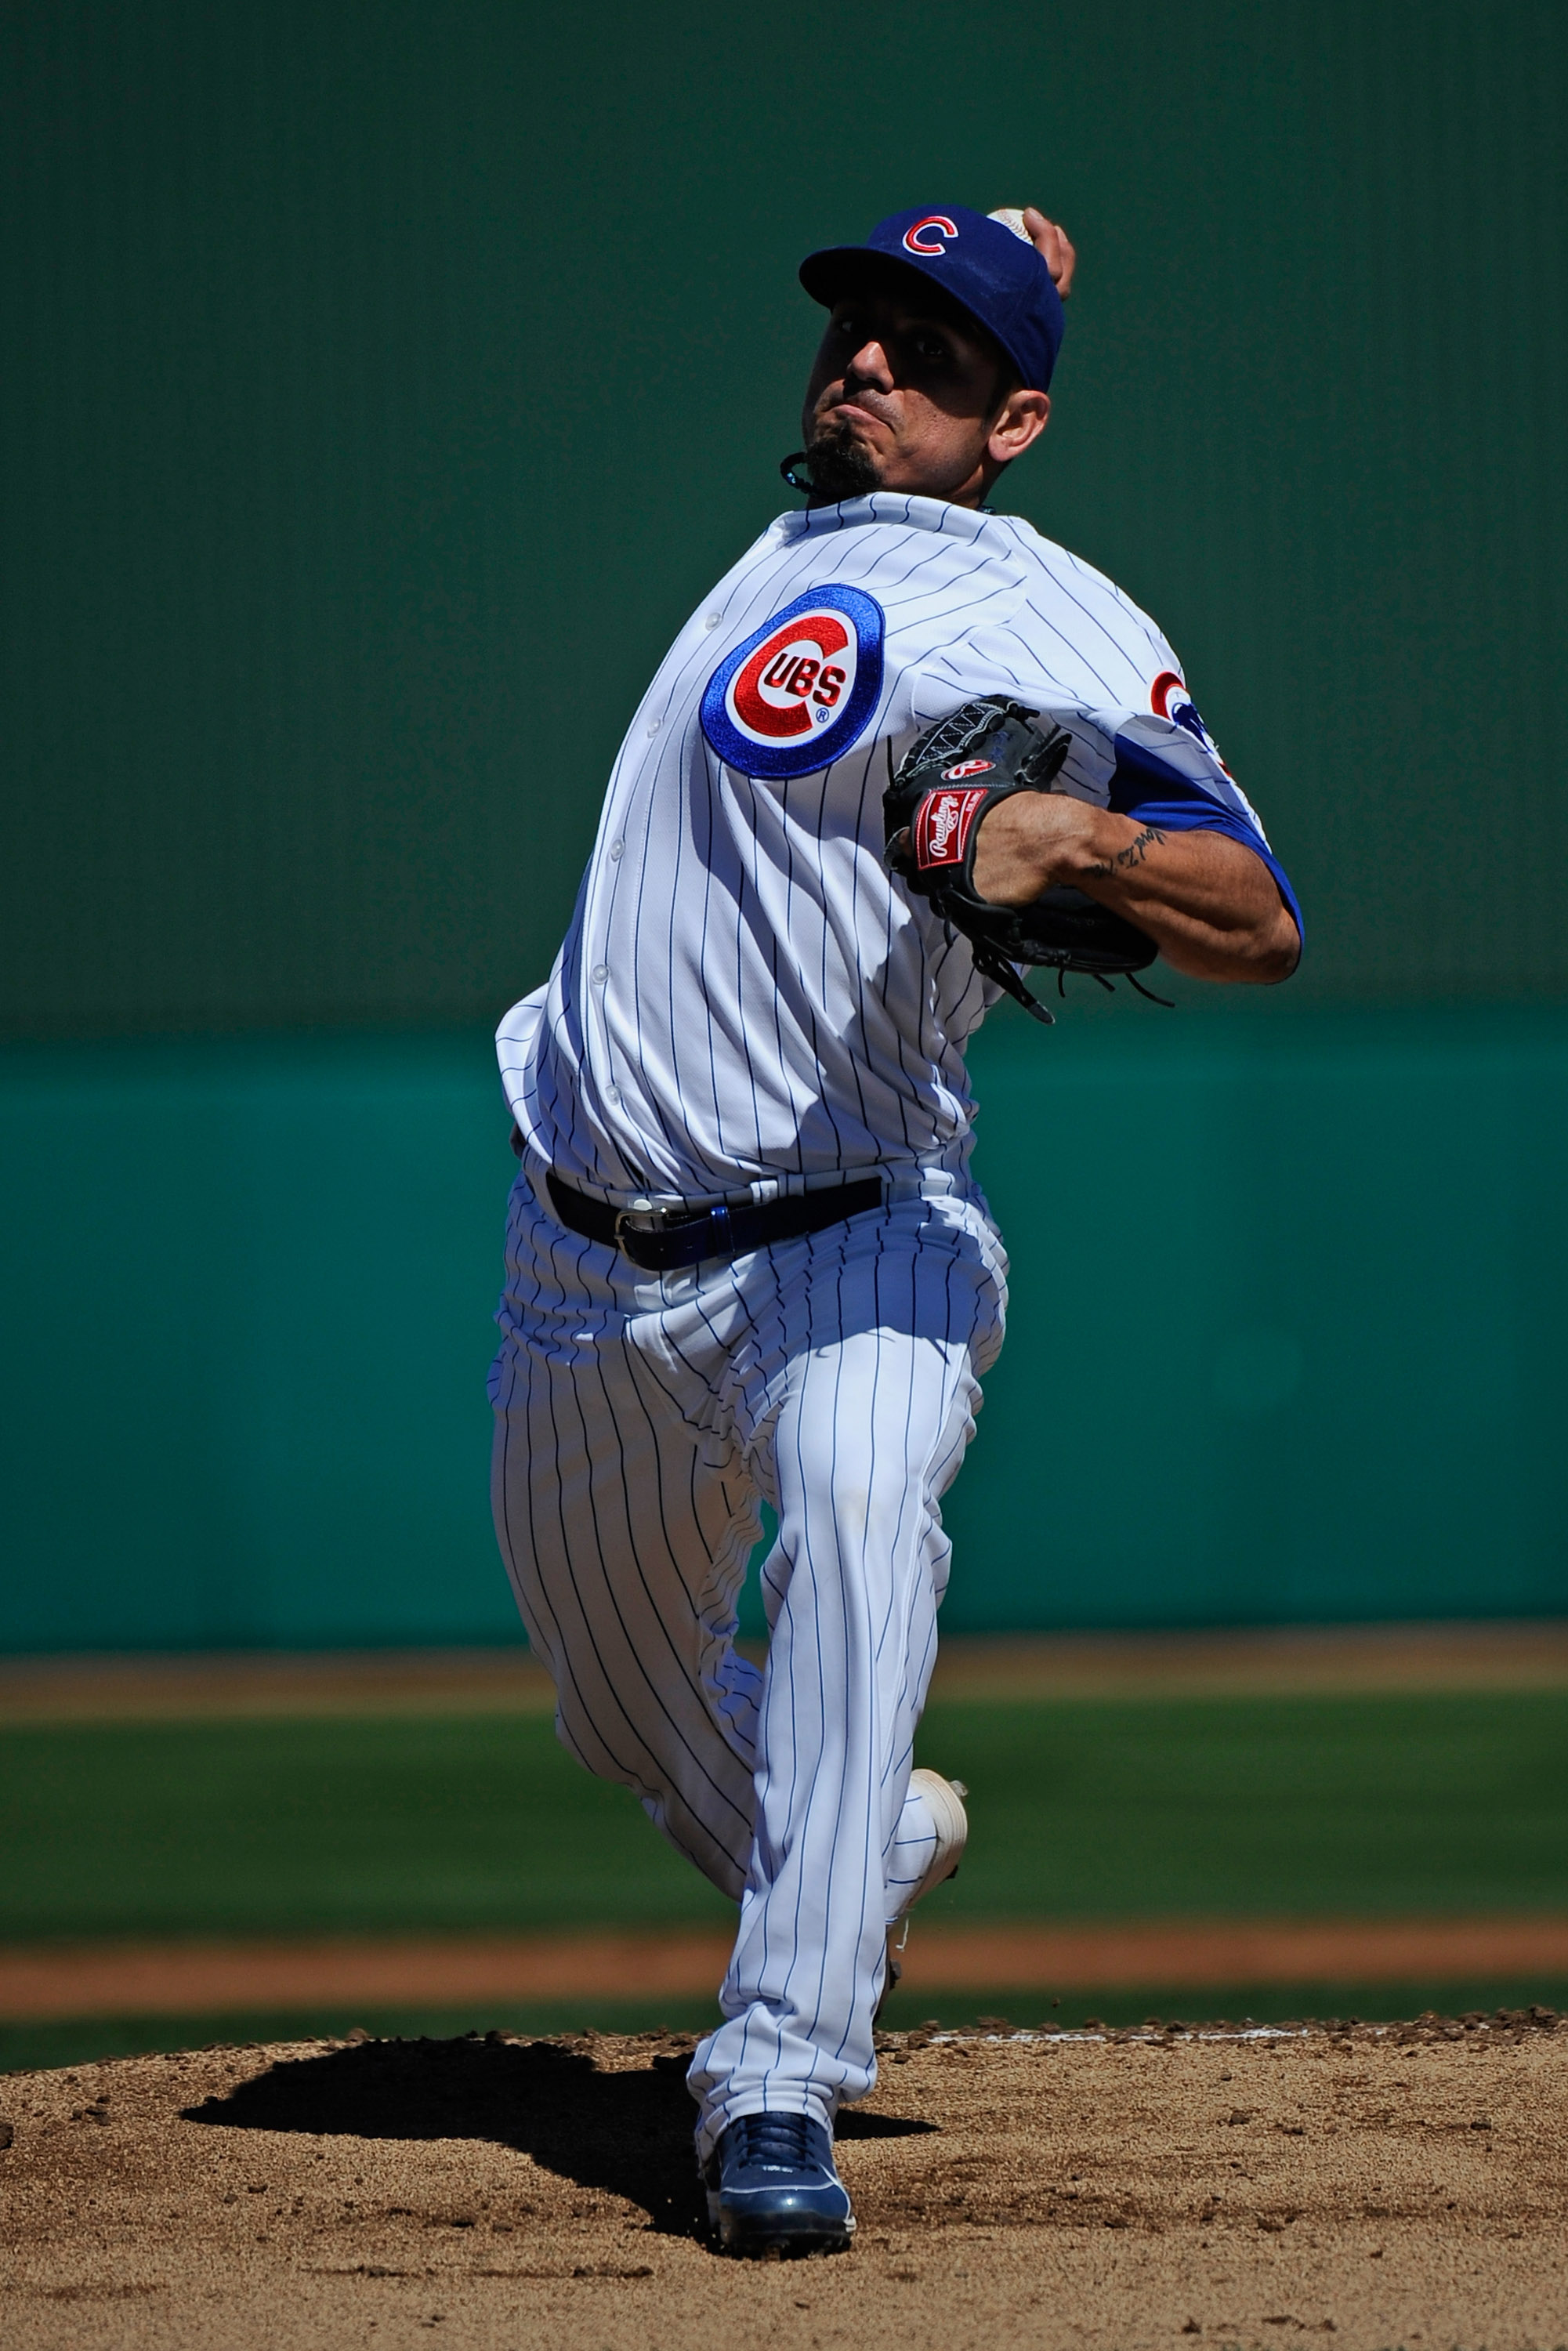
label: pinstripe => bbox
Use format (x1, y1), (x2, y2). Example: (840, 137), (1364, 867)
(493, 1219), (760, 1890)
(1016, 593), (1125, 699)
(534, 1237), (672, 1804)
(576, 1320), (760, 1843)
(516, 1236), (647, 1793)
(1062, 545), (1175, 672)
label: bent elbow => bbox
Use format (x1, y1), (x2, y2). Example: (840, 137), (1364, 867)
(1249, 909), (1302, 985)
(1268, 907), (1302, 982)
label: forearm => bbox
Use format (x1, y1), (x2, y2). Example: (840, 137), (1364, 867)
(971, 798), (1300, 985)
(1073, 813), (1298, 983)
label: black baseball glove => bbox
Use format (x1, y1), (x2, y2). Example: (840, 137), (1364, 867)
(883, 696), (1160, 1025)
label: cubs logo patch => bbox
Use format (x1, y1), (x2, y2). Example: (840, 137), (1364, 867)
(1151, 669), (1230, 773)
(701, 584), (885, 779)
(942, 758), (994, 781)
(914, 785), (987, 871)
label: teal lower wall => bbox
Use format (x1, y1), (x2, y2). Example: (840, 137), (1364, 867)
(2, 1005), (1564, 1650)
(946, 1002), (1567, 1629)
(2, 1034), (518, 1651)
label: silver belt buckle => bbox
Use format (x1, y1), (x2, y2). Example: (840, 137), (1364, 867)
(612, 1205), (669, 1244)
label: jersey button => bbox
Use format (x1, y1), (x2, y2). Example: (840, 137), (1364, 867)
(704, 612), (722, 630)
(605, 1085), (621, 1105)
(591, 965), (609, 984)
(608, 840), (624, 860)
(646, 716), (661, 735)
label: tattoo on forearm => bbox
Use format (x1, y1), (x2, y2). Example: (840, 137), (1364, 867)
(1084, 823), (1166, 882)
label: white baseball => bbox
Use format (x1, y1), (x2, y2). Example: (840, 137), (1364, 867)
(987, 207), (1030, 241)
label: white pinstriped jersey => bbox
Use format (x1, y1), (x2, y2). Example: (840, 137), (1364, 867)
(498, 491), (1278, 1203)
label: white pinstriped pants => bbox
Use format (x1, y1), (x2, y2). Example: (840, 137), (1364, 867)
(487, 1162), (1006, 2154)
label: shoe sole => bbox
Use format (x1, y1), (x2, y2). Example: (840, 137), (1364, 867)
(715, 2212), (855, 2257)
(706, 2186), (855, 2257)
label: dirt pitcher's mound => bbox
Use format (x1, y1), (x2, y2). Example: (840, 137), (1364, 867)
(3, 2015), (1567, 2350)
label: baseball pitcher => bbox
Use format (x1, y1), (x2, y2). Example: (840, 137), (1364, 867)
(489, 202), (1301, 2255)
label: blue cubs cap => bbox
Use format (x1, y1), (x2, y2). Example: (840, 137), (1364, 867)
(799, 203), (1066, 393)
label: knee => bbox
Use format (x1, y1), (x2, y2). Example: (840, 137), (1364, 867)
(774, 1468), (946, 1588)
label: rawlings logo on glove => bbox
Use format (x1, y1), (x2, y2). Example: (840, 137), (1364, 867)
(914, 785), (990, 868)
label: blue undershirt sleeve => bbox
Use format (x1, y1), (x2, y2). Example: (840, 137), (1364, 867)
(1108, 716), (1304, 949)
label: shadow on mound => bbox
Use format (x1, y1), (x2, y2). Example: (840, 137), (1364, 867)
(182, 2034), (933, 2237)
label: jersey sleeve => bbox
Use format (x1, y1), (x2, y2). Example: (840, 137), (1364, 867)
(1106, 712), (1302, 945)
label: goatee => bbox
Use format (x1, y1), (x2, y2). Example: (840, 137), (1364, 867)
(802, 419), (882, 504)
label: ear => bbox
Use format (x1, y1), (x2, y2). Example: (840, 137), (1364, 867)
(987, 388), (1050, 465)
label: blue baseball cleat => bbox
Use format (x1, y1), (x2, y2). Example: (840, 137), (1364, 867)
(703, 2112), (856, 2256)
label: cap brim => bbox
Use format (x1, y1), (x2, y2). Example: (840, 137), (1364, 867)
(800, 243), (949, 306)
(797, 243), (1032, 389)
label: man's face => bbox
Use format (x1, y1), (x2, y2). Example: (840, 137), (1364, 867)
(799, 268), (1048, 509)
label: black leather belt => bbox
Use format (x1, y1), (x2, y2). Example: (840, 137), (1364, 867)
(545, 1170), (885, 1273)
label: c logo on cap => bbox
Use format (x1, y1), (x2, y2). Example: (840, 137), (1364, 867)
(903, 214), (958, 257)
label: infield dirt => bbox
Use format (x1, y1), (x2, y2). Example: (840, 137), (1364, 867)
(3, 2014), (1567, 2350)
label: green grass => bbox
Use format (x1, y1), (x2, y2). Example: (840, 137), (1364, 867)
(925, 1692), (1568, 1920)
(4, 1690), (1567, 1943)
(0, 1712), (729, 1941)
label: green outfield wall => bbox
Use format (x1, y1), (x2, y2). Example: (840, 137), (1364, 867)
(2, 5), (1565, 1644)
(2, 1), (1565, 1035)
(2, 1002), (1563, 1653)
